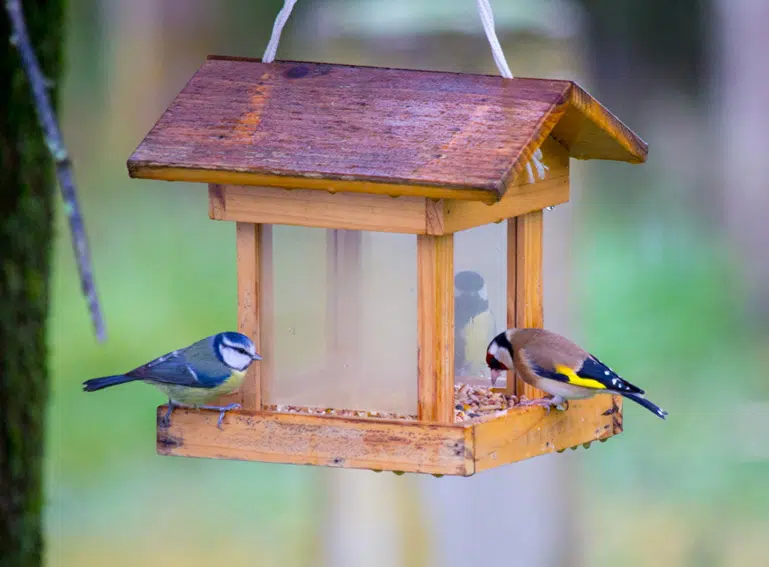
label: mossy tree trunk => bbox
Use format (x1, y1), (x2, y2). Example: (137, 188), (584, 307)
(1, 1), (65, 566)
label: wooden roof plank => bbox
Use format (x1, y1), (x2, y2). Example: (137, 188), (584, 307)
(550, 83), (648, 163)
(128, 57), (647, 202)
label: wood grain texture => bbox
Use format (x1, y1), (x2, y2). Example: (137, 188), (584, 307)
(506, 210), (545, 400)
(442, 175), (567, 234)
(473, 395), (623, 472)
(442, 136), (569, 233)
(154, 395), (623, 475)
(135, 167), (495, 203)
(157, 407), (472, 475)
(417, 234), (454, 423)
(506, 220), (517, 395)
(551, 83), (648, 164)
(235, 222), (260, 410)
(128, 57), (647, 202)
(425, 199), (444, 235)
(210, 184), (429, 234)
(257, 224), (274, 405)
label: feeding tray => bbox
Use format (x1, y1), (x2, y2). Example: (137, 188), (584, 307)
(129, 56), (645, 476)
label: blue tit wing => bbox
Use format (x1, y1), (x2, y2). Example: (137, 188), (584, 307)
(125, 336), (230, 388)
(527, 351), (643, 394)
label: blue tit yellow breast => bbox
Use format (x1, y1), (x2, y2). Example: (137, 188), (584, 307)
(149, 370), (246, 406)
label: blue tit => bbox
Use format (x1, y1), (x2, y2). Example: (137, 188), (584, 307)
(83, 331), (261, 428)
(455, 270), (497, 377)
(486, 328), (667, 419)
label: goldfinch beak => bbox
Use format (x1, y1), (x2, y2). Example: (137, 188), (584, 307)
(490, 369), (502, 386)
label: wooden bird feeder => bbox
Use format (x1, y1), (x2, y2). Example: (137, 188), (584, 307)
(129, 56), (647, 476)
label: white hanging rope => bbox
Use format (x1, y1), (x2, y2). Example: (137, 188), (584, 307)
(262, 0), (298, 63)
(475, 0), (548, 186)
(475, 0), (513, 79)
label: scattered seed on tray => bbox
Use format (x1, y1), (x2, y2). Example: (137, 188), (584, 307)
(264, 383), (522, 423)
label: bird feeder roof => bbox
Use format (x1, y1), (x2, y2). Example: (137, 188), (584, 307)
(128, 56), (647, 202)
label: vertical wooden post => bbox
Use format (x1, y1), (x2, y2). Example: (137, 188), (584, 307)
(506, 210), (545, 400)
(417, 234), (454, 423)
(257, 224), (274, 406)
(235, 221), (273, 411)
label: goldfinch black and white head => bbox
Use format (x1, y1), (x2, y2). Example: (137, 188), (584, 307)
(485, 329), (515, 386)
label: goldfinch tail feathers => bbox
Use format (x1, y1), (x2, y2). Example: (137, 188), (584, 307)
(83, 375), (136, 392)
(623, 392), (668, 419)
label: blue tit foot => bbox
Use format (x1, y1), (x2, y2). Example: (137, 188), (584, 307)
(199, 403), (242, 429)
(160, 400), (177, 428)
(160, 400), (196, 427)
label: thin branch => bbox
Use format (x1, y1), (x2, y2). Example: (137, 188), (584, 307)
(5, 0), (106, 342)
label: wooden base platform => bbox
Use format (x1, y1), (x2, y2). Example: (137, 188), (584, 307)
(156, 395), (623, 476)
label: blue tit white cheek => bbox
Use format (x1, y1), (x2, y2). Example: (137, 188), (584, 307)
(220, 345), (253, 371)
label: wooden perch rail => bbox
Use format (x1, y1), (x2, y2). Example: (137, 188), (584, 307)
(157, 396), (623, 475)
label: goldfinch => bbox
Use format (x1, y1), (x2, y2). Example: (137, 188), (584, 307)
(486, 328), (667, 419)
(455, 270), (497, 376)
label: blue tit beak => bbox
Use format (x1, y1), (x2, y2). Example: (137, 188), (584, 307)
(252, 353), (262, 361)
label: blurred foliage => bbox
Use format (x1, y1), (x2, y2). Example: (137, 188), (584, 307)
(578, 207), (768, 566)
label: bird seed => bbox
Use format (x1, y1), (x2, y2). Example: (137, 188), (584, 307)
(264, 383), (521, 423)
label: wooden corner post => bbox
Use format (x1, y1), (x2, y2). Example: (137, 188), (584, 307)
(235, 220), (274, 411)
(507, 210), (545, 400)
(417, 234), (455, 423)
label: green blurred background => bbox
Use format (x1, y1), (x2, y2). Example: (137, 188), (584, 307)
(47, 1), (768, 566)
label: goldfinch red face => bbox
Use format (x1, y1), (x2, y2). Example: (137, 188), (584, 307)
(486, 333), (514, 386)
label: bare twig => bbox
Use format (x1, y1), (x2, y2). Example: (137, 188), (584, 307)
(5, 0), (106, 341)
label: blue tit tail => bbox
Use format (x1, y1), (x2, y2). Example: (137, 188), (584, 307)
(82, 375), (137, 392)
(622, 392), (668, 420)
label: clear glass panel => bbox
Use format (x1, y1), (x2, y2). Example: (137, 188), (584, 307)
(453, 222), (508, 389)
(266, 227), (417, 416)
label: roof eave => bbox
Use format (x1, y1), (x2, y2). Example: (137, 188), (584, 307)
(550, 82), (649, 164)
